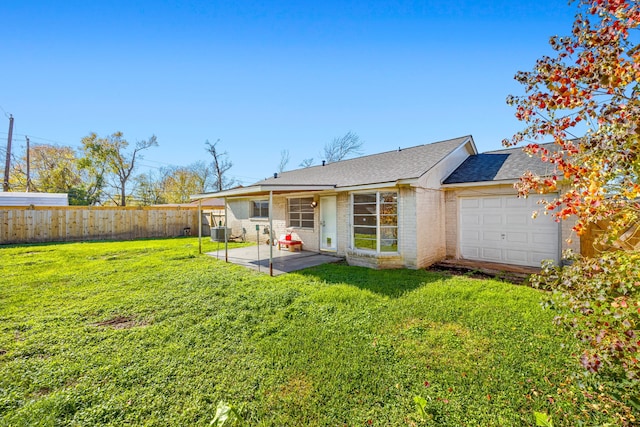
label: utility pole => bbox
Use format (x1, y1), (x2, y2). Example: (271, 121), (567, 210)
(3, 114), (14, 192)
(26, 136), (31, 192)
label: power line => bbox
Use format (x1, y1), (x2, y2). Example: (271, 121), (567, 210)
(139, 158), (177, 167)
(0, 105), (10, 119)
(137, 162), (165, 171)
(0, 128), (261, 186)
(0, 131), (72, 146)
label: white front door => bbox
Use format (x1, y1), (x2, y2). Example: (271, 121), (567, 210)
(320, 196), (337, 251)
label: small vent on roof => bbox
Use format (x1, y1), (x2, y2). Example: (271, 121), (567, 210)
(274, 173), (278, 179)
(322, 160), (326, 166)
(398, 147), (401, 151)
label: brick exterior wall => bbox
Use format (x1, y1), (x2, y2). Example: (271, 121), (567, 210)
(223, 187), (450, 270)
(415, 187), (447, 268)
(336, 193), (349, 255)
(444, 190), (459, 259)
(226, 194), (324, 250)
(398, 186), (417, 268)
(225, 197), (286, 244)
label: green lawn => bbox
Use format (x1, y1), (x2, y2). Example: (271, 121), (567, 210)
(0, 238), (611, 426)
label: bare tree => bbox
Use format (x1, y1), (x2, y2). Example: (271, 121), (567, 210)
(299, 158), (314, 168)
(323, 131), (363, 163)
(205, 139), (237, 192)
(278, 149), (290, 173)
(188, 161), (214, 193)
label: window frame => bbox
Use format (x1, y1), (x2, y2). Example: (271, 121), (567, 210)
(251, 199), (269, 219)
(351, 191), (398, 253)
(288, 197), (315, 229)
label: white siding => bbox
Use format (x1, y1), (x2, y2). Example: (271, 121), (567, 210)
(418, 141), (474, 188)
(0, 192), (68, 206)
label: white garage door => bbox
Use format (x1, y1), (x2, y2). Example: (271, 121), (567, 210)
(459, 194), (559, 267)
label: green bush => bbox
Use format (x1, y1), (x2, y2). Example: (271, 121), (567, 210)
(533, 251), (640, 424)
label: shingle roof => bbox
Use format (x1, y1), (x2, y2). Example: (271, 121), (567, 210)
(443, 144), (557, 184)
(255, 136), (472, 188)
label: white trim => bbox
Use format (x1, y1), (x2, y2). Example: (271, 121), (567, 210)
(421, 135), (478, 177)
(285, 194), (315, 200)
(397, 179), (420, 186)
(415, 135), (475, 183)
(441, 179), (521, 189)
(287, 196), (316, 230)
(250, 198), (269, 219)
(0, 192), (68, 199)
(350, 190), (399, 255)
(319, 195), (338, 252)
(0, 192), (69, 206)
(435, 139), (477, 185)
(191, 184), (335, 200)
(345, 183), (400, 193)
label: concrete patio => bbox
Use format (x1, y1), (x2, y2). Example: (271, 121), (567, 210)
(206, 244), (343, 276)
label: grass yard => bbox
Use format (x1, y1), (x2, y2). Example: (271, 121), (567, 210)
(0, 238), (612, 426)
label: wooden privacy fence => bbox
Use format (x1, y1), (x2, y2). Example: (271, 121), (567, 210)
(0, 206), (199, 244)
(580, 220), (640, 257)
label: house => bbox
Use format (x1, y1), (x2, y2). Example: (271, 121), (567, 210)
(192, 135), (578, 269)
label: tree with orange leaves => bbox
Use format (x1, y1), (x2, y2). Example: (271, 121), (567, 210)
(506, 0), (640, 238)
(506, 0), (639, 423)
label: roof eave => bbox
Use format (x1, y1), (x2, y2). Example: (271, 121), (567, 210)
(334, 180), (417, 192)
(397, 178), (420, 187)
(191, 184), (336, 200)
(441, 179), (521, 189)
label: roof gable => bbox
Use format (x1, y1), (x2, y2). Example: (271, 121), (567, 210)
(443, 144), (557, 184)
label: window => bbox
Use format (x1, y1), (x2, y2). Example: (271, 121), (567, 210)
(252, 200), (269, 218)
(352, 192), (398, 252)
(288, 197), (314, 228)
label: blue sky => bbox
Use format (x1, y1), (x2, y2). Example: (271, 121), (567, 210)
(1, 0), (578, 185)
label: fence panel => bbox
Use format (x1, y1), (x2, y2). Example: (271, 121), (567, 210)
(0, 206), (199, 244)
(581, 220), (640, 257)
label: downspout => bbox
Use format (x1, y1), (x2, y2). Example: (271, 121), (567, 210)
(198, 199), (202, 254)
(224, 197), (228, 263)
(269, 190), (273, 276)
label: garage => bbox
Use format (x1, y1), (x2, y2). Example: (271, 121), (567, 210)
(458, 194), (560, 267)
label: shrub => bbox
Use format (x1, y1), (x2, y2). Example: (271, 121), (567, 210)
(533, 250), (640, 424)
